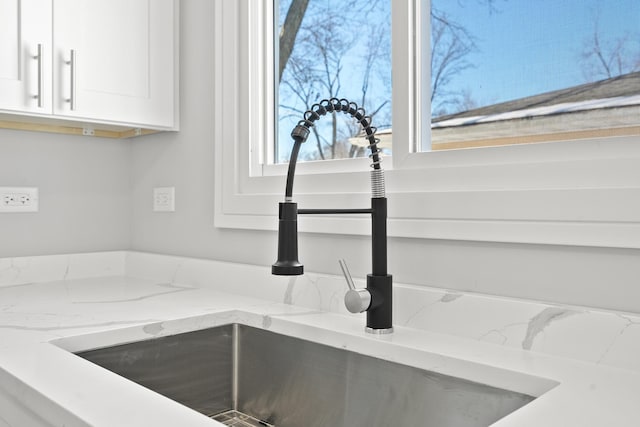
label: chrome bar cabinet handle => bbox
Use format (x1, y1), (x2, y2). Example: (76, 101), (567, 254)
(33, 44), (43, 108)
(66, 49), (76, 110)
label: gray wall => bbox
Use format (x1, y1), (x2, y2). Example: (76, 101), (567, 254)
(0, 129), (131, 257)
(1, 1), (637, 313)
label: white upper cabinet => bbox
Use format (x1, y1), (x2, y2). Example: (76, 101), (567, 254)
(0, 0), (52, 114)
(53, 0), (177, 129)
(0, 0), (178, 132)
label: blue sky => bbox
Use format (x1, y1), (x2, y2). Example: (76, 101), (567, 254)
(440, 0), (640, 107)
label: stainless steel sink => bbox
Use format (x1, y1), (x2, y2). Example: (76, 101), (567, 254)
(76, 324), (536, 427)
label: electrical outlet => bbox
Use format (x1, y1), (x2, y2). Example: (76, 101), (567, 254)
(153, 187), (175, 212)
(0, 187), (39, 213)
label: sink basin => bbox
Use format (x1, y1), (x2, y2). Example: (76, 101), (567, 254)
(75, 324), (536, 427)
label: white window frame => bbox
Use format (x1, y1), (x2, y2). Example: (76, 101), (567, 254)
(214, 0), (640, 249)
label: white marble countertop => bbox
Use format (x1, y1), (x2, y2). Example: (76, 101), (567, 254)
(0, 252), (639, 426)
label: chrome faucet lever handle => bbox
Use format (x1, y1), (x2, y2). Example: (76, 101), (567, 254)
(339, 259), (356, 291)
(339, 259), (371, 314)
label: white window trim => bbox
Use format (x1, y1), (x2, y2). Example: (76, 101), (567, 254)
(214, 0), (640, 249)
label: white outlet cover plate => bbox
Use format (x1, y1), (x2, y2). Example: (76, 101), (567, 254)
(0, 187), (39, 213)
(153, 187), (175, 212)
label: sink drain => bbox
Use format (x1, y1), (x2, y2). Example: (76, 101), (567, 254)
(211, 410), (273, 427)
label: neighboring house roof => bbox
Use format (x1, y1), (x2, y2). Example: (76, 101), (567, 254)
(432, 71), (640, 125)
(431, 94), (640, 128)
(349, 71), (640, 150)
(429, 71), (640, 148)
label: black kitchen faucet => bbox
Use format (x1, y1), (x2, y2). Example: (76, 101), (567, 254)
(272, 98), (393, 334)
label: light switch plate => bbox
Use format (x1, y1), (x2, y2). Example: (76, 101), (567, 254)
(0, 187), (39, 213)
(153, 187), (175, 212)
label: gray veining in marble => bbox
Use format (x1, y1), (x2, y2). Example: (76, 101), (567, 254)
(283, 277), (296, 305)
(72, 283), (194, 304)
(441, 292), (463, 303)
(522, 307), (580, 350)
(0, 319), (161, 332)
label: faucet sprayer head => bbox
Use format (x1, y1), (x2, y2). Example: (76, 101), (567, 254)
(272, 201), (304, 275)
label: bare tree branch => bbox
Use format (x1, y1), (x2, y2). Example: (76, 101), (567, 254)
(580, 12), (640, 81)
(430, 8), (477, 115)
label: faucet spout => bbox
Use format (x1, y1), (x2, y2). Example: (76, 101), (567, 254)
(271, 98), (393, 334)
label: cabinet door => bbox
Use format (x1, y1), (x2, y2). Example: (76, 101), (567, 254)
(53, 0), (176, 129)
(0, 0), (52, 114)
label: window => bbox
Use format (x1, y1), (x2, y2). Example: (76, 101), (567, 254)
(276, 0), (392, 164)
(427, 0), (640, 151)
(275, 0), (639, 159)
(214, 1), (640, 249)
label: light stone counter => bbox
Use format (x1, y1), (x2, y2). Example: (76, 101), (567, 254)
(0, 251), (639, 426)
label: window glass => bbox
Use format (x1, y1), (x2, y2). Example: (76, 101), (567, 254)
(275, 1), (639, 163)
(276, 0), (392, 164)
(429, 0), (640, 151)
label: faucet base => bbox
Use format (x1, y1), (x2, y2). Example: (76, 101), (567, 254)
(365, 326), (394, 335)
(366, 274), (393, 331)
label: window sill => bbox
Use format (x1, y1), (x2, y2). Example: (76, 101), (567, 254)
(214, 184), (640, 249)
